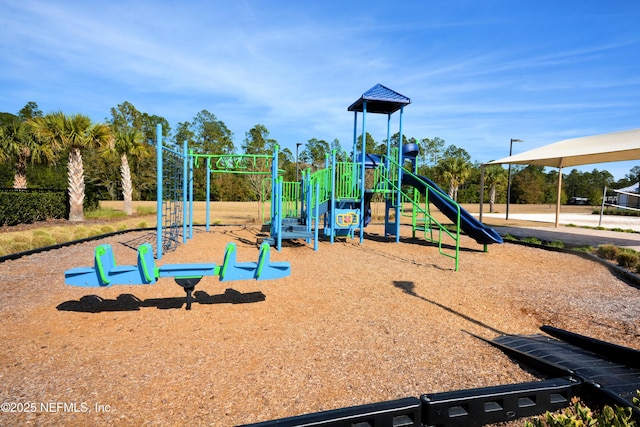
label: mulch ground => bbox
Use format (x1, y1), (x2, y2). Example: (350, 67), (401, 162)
(1, 224), (638, 426)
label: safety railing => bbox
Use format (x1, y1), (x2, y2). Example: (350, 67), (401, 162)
(374, 155), (461, 270)
(281, 180), (301, 218)
(334, 162), (361, 201)
(308, 167), (332, 213)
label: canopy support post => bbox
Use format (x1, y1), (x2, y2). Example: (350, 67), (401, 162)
(555, 166), (563, 227)
(479, 164), (485, 222)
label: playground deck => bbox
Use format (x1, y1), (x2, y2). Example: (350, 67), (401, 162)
(0, 223), (638, 425)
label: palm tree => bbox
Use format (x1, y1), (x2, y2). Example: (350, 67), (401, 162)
(483, 165), (507, 213)
(1, 117), (58, 189)
(104, 128), (148, 215)
(437, 156), (472, 201)
(30, 112), (111, 221)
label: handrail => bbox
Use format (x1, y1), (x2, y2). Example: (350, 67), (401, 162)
(373, 154), (461, 270)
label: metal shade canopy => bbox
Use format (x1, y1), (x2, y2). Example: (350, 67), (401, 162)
(348, 83), (411, 114)
(486, 128), (640, 168)
(480, 128), (640, 227)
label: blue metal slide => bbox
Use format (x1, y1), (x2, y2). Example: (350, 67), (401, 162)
(402, 174), (503, 245)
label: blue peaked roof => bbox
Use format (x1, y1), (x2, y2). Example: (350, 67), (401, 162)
(347, 84), (411, 114)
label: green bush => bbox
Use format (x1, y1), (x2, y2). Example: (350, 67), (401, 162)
(136, 206), (156, 215)
(87, 226), (104, 237)
(51, 231), (70, 244)
(522, 237), (542, 245)
(11, 234), (30, 243)
(72, 227), (89, 240)
(83, 181), (100, 211)
(616, 251), (639, 269)
(525, 396), (638, 427)
(597, 244), (619, 260)
(31, 235), (56, 247)
(85, 208), (127, 220)
(0, 190), (68, 225)
(572, 245), (594, 253)
(100, 225), (116, 233)
(547, 240), (565, 248)
(9, 242), (30, 253)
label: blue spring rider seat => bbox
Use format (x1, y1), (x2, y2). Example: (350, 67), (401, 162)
(64, 242), (291, 310)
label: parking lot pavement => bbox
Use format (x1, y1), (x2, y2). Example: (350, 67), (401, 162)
(482, 212), (640, 232)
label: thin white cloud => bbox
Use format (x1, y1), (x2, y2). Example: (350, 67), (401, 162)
(1, 0), (639, 179)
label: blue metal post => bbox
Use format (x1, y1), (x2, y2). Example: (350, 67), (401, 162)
(359, 101), (367, 244)
(206, 158), (211, 232)
(352, 111), (359, 201)
(305, 171), (312, 243)
(395, 106), (404, 242)
(384, 112), (392, 232)
(182, 139), (188, 244)
(272, 144), (279, 221)
(386, 113), (391, 165)
(330, 149), (336, 244)
(277, 177), (283, 252)
(188, 156), (193, 239)
(352, 111), (358, 162)
(156, 124), (163, 259)
(314, 181), (320, 251)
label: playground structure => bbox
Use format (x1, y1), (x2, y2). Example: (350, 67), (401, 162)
(147, 85), (502, 271)
(64, 242), (290, 310)
(265, 84), (502, 270)
(64, 84), (502, 309)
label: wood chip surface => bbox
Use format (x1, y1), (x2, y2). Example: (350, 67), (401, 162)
(1, 224), (638, 425)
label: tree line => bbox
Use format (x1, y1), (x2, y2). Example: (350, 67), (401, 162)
(1, 101), (638, 221)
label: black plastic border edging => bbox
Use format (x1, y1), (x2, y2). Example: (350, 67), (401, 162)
(242, 397), (422, 427)
(501, 237), (640, 289)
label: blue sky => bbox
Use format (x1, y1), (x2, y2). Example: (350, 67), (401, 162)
(1, 0), (639, 179)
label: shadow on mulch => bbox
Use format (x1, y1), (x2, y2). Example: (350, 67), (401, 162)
(393, 280), (508, 336)
(56, 288), (266, 312)
(363, 231), (489, 253)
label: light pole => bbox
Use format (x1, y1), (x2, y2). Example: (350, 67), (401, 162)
(296, 143), (302, 182)
(506, 138), (523, 220)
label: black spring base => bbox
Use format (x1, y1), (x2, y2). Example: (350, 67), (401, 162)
(174, 277), (202, 310)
